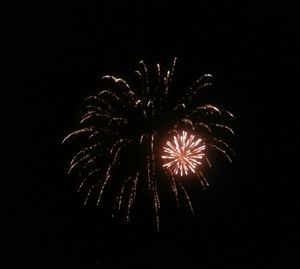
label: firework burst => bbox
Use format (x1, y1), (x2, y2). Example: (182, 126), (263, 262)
(162, 130), (205, 176)
(63, 58), (235, 230)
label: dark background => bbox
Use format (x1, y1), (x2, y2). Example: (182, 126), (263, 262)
(4, 1), (299, 268)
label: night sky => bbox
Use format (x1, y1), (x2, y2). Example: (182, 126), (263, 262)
(4, 1), (299, 268)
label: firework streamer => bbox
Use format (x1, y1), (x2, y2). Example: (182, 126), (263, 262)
(63, 58), (235, 230)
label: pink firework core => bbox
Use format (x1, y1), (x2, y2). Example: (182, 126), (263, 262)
(161, 131), (206, 176)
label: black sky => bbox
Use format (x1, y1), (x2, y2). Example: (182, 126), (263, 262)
(4, 1), (300, 268)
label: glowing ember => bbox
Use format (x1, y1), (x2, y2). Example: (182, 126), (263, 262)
(162, 131), (205, 176)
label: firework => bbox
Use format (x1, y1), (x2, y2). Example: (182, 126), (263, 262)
(62, 58), (235, 230)
(162, 130), (205, 176)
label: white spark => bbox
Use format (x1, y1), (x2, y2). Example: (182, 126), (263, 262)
(162, 131), (206, 176)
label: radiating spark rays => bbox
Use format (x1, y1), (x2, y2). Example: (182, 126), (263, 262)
(181, 118), (195, 130)
(82, 104), (103, 112)
(145, 134), (160, 231)
(204, 156), (212, 168)
(63, 58), (235, 231)
(190, 82), (213, 96)
(164, 70), (170, 95)
(169, 57), (177, 83)
(68, 155), (98, 176)
(84, 188), (92, 206)
(195, 122), (212, 133)
(75, 156), (98, 178)
(78, 168), (101, 193)
(133, 70), (144, 101)
(62, 128), (94, 144)
(140, 133), (145, 144)
(196, 171), (209, 189)
(80, 113), (127, 126)
(110, 138), (124, 154)
(224, 110), (235, 118)
(112, 176), (131, 218)
(84, 95), (99, 102)
(168, 173), (179, 207)
(189, 74), (213, 91)
(117, 177), (130, 211)
(163, 57), (177, 97)
(126, 172), (139, 223)
(209, 143), (233, 163)
(162, 131), (205, 176)
(98, 90), (120, 102)
(193, 73), (213, 84)
(156, 63), (161, 84)
(176, 179), (194, 215)
(96, 141), (129, 207)
(151, 134), (160, 231)
(210, 123), (235, 135)
(102, 75), (133, 93)
(68, 154), (90, 174)
(212, 137), (236, 156)
(139, 60), (150, 96)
